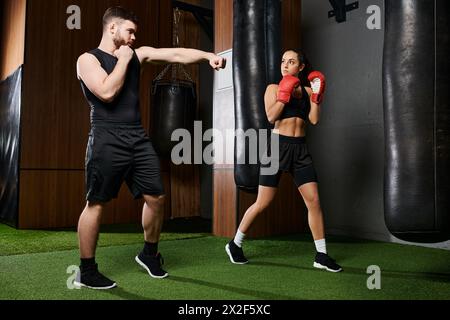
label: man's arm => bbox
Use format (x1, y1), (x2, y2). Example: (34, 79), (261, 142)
(77, 46), (134, 103)
(135, 46), (226, 70)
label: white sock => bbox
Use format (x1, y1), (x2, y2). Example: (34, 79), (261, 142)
(314, 239), (327, 254)
(233, 230), (246, 248)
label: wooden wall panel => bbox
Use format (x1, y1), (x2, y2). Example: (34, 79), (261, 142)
(0, 0), (26, 81)
(139, 0), (161, 132)
(213, 170), (237, 238)
(282, 0), (302, 50)
(238, 174), (307, 238)
(103, 171), (171, 225)
(177, 0), (200, 90)
(19, 170), (171, 229)
(161, 171), (172, 220)
(17, 0), (201, 228)
(147, 0), (173, 134)
(170, 164), (200, 218)
(20, 0), (158, 170)
(105, 188), (143, 226)
(19, 171), (85, 229)
(215, 0), (233, 53)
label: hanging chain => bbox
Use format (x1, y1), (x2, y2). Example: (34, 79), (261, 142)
(172, 8), (182, 80)
(154, 65), (172, 82)
(178, 63), (194, 82)
(173, 8), (181, 48)
(154, 7), (194, 83)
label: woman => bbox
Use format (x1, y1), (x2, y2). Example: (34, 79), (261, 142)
(225, 49), (342, 273)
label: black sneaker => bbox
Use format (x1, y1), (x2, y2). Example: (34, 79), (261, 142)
(225, 240), (249, 264)
(135, 252), (169, 279)
(313, 252), (343, 272)
(73, 264), (117, 290)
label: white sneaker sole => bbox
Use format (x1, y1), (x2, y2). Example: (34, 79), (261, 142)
(135, 256), (169, 279)
(313, 262), (342, 273)
(225, 244), (249, 265)
(73, 281), (117, 290)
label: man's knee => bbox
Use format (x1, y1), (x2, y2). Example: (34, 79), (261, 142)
(86, 201), (105, 211)
(144, 194), (166, 209)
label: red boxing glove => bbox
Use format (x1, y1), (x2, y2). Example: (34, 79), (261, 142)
(308, 71), (326, 104)
(277, 75), (301, 104)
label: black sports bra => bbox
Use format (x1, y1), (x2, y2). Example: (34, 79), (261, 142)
(279, 86), (311, 121)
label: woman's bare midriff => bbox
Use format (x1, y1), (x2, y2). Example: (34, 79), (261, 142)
(273, 117), (306, 137)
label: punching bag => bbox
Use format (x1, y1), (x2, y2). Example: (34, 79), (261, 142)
(233, 0), (281, 192)
(151, 65), (197, 157)
(383, 0), (450, 242)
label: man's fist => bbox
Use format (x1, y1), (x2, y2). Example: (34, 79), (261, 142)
(308, 71), (326, 104)
(209, 54), (226, 71)
(114, 45), (134, 63)
(277, 75), (301, 104)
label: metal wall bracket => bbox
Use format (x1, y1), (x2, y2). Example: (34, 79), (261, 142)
(328, 0), (359, 23)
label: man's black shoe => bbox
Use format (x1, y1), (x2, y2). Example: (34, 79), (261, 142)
(135, 252), (169, 279)
(73, 264), (117, 290)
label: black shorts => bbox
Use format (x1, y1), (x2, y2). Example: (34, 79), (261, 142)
(85, 123), (164, 203)
(259, 133), (318, 188)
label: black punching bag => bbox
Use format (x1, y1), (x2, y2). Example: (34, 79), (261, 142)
(151, 66), (197, 157)
(383, 0), (450, 243)
(233, 0), (281, 192)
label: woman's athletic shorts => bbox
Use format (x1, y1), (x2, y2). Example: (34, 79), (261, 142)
(259, 133), (318, 188)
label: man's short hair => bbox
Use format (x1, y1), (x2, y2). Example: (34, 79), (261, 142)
(103, 6), (139, 30)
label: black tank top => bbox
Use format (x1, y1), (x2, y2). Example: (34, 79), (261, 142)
(279, 86), (311, 121)
(80, 48), (141, 124)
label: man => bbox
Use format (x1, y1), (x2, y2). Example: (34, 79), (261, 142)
(75, 6), (225, 290)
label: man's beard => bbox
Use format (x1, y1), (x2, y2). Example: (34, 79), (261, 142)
(113, 31), (127, 47)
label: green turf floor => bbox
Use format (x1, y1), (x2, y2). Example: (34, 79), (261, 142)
(0, 219), (210, 256)
(0, 222), (449, 300)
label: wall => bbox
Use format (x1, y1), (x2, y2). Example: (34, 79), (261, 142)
(302, 0), (449, 250)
